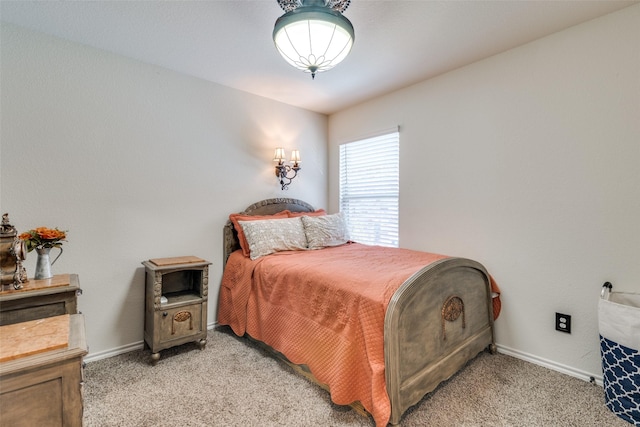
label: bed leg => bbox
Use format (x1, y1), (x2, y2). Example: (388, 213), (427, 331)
(488, 343), (497, 354)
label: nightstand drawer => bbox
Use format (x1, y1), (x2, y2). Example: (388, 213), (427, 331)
(158, 304), (202, 342)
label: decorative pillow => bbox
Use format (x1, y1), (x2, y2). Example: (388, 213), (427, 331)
(301, 212), (350, 250)
(238, 217), (308, 260)
(287, 209), (326, 218)
(229, 211), (289, 257)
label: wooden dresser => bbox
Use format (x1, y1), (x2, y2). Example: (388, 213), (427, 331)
(0, 313), (87, 426)
(0, 274), (81, 326)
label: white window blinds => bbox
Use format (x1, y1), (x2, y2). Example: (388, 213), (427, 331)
(339, 130), (399, 247)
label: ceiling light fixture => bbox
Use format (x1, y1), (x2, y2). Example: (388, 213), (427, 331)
(273, 0), (354, 79)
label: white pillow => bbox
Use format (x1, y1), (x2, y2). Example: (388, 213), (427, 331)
(238, 217), (307, 260)
(301, 212), (350, 249)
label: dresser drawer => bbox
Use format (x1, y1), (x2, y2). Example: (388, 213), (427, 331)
(0, 274), (80, 326)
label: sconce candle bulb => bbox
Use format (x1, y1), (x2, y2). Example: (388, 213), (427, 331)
(273, 147), (287, 162)
(290, 150), (301, 165)
(273, 147), (301, 190)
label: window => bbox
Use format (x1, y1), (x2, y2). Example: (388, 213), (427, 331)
(339, 130), (399, 247)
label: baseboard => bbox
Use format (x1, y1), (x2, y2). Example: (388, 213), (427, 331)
(84, 327), (604, 388)
(84, 322), (219, 363)
(496, 344), (603, 386)
(84, 341), (145, 363)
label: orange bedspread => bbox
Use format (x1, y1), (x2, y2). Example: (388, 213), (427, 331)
(218, 243), (494, 426)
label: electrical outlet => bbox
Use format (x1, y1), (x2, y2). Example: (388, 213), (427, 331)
(555, 313), (571, 333)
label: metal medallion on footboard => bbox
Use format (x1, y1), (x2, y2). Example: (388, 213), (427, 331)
(222, 198), (495, 425)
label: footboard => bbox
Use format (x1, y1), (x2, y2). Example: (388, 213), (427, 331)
(384, 257), (495, 425)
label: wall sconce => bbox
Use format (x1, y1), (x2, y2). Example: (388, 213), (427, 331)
(273, 148), (301, 190)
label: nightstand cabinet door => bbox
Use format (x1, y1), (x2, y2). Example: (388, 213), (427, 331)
(158, 303), (203, 343)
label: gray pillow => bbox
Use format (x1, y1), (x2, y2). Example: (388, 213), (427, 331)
(238, 217), (307, 260)
(301, 212), (350, 249)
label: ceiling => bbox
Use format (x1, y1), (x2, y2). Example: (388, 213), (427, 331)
(1, 1), (637, 115)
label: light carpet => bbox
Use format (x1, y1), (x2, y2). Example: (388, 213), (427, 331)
(82, 327), (629, 426)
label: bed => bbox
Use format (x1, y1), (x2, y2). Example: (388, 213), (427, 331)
(218, 198), (498, 426)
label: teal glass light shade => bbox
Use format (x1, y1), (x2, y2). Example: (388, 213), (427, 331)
(273, 4), (354, 79)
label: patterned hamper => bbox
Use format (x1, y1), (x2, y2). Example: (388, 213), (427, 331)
(599, 282), (640, 426)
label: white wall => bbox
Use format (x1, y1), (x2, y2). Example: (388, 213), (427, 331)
(0, 23), (328, 359)
(328, 6), (639, 381)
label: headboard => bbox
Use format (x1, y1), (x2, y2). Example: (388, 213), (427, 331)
(223, 198), (315, 265)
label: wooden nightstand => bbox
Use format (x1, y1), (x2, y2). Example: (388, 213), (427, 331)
(141, 256), (211, 364)
(0, 274), (81, 326)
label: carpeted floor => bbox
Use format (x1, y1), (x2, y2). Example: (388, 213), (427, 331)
(82, 327), (629, 426)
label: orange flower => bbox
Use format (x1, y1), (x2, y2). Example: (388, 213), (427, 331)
(19, 226), (67, 252)
(36, 228), (65, 240)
